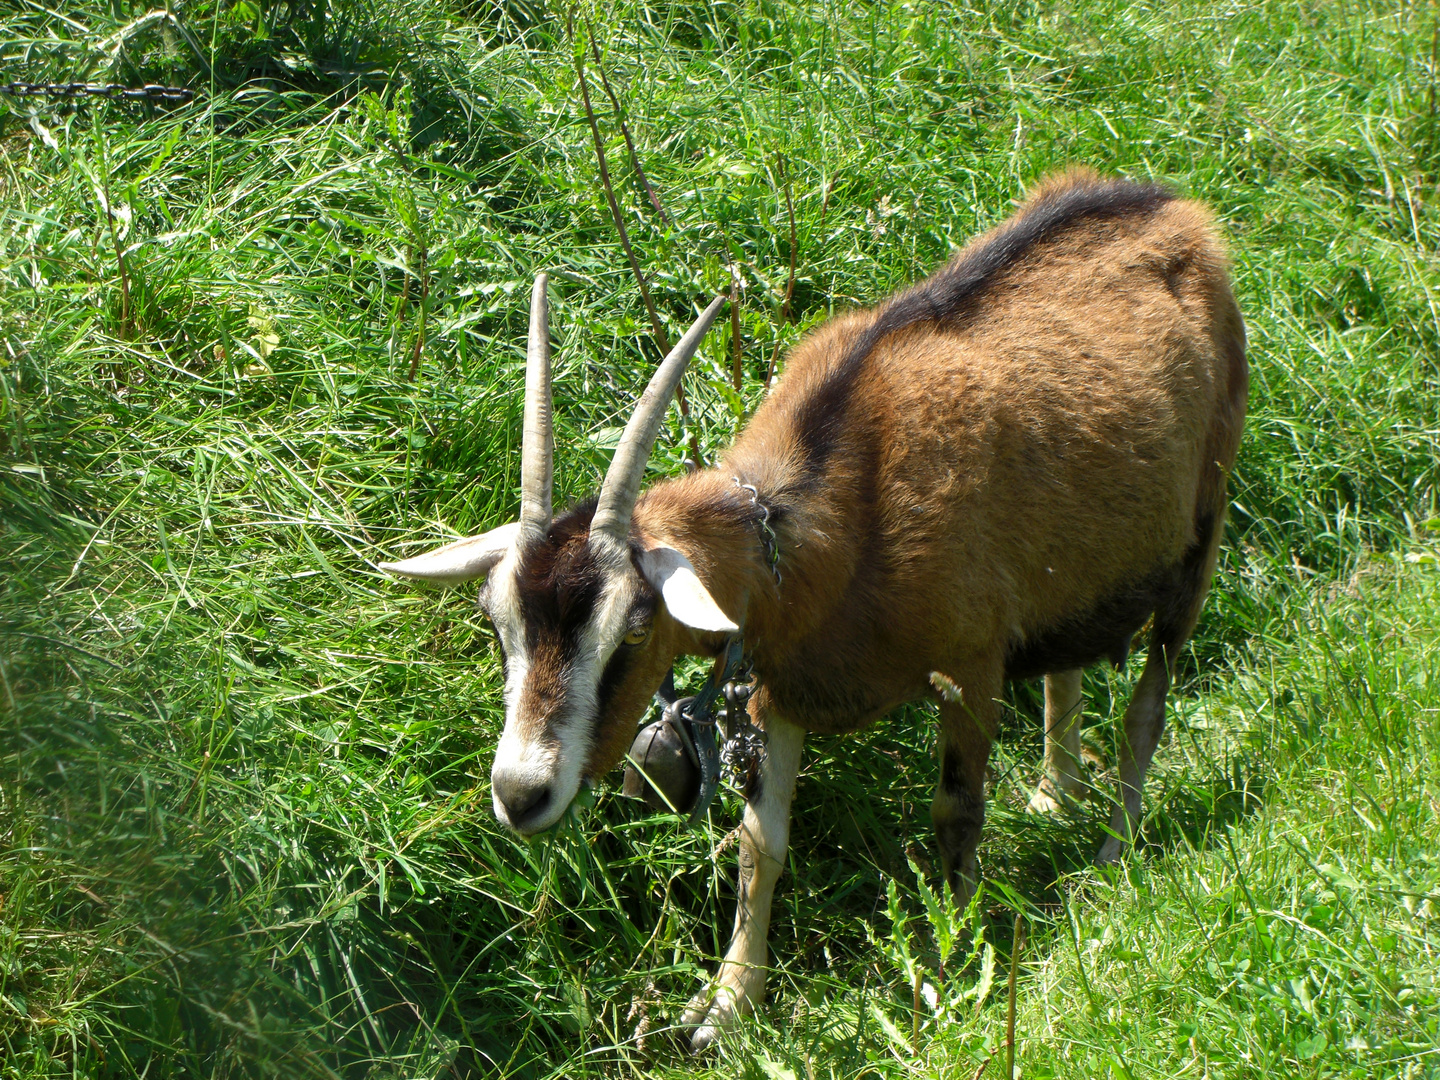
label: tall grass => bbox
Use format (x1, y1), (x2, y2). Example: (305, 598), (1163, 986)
(2, 0), (1438, 1076)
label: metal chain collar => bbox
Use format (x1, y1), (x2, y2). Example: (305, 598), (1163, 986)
(733, 476), (781, 585)
(1, 82), (196, 104)
(641, 478), (781, 824)
(655, 636), (766, 823)
(717, 650), (766, 794)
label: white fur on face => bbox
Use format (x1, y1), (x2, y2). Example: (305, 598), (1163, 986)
(487, 540), (641, 835)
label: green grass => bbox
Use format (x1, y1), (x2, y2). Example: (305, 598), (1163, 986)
(2, 0), (1439, 1076)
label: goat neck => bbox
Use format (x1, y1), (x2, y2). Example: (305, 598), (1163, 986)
(630, 468), (784, 655)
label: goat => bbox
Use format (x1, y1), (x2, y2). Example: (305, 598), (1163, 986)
(378, 168), (1248, 1051)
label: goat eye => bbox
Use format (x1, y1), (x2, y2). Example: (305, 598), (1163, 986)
(622, 626), (650, 646)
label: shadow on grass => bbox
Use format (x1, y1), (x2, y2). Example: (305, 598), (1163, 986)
(72, 0), (534, 164)
(756, 691), (1274, 975)
(0, 512), (1273, 1078)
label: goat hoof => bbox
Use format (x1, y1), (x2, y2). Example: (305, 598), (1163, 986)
(1094, 835), (1124, 865)
(682, 986), (739, 1053)
(689, 1021), (722, 1054)
(1027, 782), (1078, 815)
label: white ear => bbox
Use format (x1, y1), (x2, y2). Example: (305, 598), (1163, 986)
(636, 544), (739, 634)
(379, 521), (521, 586)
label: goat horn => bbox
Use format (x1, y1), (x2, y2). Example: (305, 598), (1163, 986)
(591, 293), (727, 543)
(518, 273), (553, 538)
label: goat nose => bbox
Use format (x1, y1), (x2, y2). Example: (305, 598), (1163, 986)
(493, 771), (552, 831)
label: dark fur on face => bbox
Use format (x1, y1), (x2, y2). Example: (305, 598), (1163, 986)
(493, 497), (679, 780)
(512, 497), (605, 656)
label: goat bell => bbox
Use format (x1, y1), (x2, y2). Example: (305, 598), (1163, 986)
(622, 716), (702, 815)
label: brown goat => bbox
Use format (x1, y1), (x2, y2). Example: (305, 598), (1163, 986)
(378, 168), (1247, 1050)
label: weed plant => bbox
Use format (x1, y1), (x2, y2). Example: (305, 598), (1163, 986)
(1, 0), (1438, 1076)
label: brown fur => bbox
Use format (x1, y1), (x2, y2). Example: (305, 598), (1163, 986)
(586, 169), (1245, 902)
(611, 169), (1244, 745)
(519, 169), (1245, 1042)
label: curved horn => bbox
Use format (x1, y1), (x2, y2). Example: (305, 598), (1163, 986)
(518, 273), (553, 538)
(591, 293), (727, 543)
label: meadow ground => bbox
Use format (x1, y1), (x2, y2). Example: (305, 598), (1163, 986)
(2, 0), (1439, 1076)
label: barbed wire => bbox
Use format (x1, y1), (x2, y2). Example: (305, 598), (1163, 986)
(0, 81), (196, 104)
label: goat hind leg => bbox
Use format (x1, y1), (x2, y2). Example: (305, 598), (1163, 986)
(1028, 668), (1086, 814)
(1097, 507), (1225, 863)
(684, 702), (804, 1052)
(1095, 645), (1171, 864)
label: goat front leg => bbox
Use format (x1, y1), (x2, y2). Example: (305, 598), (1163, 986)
(683, 696), (804, 1052)
(932, 662), (1000, 908)
(1028, 668), (1087, 813)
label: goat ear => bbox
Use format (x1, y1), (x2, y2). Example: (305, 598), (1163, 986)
(379, 521), (521, 586)
(636, 544), (739, 634)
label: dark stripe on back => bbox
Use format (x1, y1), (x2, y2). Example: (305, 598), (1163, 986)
(791, 175), (1175, 478)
